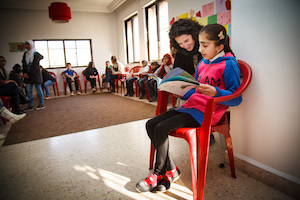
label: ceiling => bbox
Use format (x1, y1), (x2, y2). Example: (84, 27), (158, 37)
(0, 0), (126, 13)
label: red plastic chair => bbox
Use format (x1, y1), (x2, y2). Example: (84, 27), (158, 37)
(114, 66), (130, 93)
(149, 60), (252, 200)
(82, 70), (101, 93)
(48, 72), (59, 96)
(115, 66), (141, 94)
(61, 71), (82, 95)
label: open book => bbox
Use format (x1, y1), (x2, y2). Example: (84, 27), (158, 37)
(148, 67), (199, 96)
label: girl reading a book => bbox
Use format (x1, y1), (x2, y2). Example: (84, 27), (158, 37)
(135, 24), (242, 193)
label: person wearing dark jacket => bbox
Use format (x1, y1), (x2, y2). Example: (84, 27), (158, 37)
(22, 40), (44, 111)
(40, 66), (55, 99)
(9, 64), (27, 95)
(0, 56), (31, 114)
(83, 61), (99, 93)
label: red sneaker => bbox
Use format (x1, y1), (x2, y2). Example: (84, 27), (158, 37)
(135, 172), (164, 192)
(153, 167), (181, 192)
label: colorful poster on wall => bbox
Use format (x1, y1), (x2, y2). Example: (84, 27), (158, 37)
(202, 2), (214, 17)
(197, 17), (208, 26)
(208, 14), (217, 24)
(216, 0), (231, 13)
(217, 10), (231, 25)
(180, 12), (189, 19)
(9, 42), (26, 52)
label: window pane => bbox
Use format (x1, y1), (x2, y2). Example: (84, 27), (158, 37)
(76, 40), (92, 66)
(133, 15), (140, 62)
(65, 41), (77, 66)
(159, 1), (170, 58)
(34, 41), (49, 68)
(126, 20), (134, 63)
(48, 41), (65, 68)
(148, 5), (158, 60)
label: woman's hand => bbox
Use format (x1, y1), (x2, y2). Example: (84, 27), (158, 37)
(23, 73), (29, 79)
(195, 84), (217, 97)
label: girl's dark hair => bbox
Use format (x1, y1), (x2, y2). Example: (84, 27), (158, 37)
(200, 24), (235, 57)
(169, 19), (203, 50)
(88, 61), (93, 68)
(151, 62), (159, 67)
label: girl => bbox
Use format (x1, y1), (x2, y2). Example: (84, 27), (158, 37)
(83, 61), (99, 93)
(40, 65), (55, 99)
(22, 40), (45, 111)
(146, 53), (173, 102)
(135, 24), (242, 193)
(110, 55), (125, 93)
(101, 61), (113, 91)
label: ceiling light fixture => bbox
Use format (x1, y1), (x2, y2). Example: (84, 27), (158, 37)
(48, 2), (71, 23)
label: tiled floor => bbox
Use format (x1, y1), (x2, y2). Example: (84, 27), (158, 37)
(0, 92), (297, 200)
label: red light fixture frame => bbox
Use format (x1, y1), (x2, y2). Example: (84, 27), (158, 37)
(48, 2), (71, 23)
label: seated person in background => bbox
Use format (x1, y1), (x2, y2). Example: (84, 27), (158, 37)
(110, 55), (125, 93)
(101, 61), (113, 91)
(9, 64), (27, 95)
(146, 54), (173, 102)
(40, 65), (55, 99)
(0, 56), (8, 81)
(64, 63), (81, 96)
(83, 61), (99, 93)
(0, 79), (31, 114)
(0, 99), (26, 139)
(124, 60), (150, 97)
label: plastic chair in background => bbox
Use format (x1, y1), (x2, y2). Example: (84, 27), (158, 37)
(61, 71), (82, 95)
(149, 60), (252, 200)
(48, 72), (59, 96)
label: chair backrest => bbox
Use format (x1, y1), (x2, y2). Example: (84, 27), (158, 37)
(130, 66), (141, 73)
(213, 60), (252, 104)
(125, 66), (130, 72)
(48, 71), (57, 81)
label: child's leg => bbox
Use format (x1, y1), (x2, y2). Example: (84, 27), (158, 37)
(74, 77), (80, 91)
(66, 78), (73, 92)
(146, 110), (200, 175)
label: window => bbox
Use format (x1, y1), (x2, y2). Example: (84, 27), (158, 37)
(125, 14), (140, 63)
(34, 39), (92, 68)
(145, 0), (169, 61)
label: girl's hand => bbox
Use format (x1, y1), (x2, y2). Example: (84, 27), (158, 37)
(196, 84), (217, 97)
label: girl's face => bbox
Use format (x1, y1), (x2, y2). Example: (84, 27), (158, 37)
(174, 34), (195, 51)
(92, 63), (95, 68)
(106, 62), (109, 67)
(162, 57), (169, 65)
(199, 33), (224, 60)
(25, 42), (31, 50)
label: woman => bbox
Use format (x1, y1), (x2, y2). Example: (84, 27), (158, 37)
(83, 61), (99, 93)
(169, 18), (203, 75)
(22, 40), (44, 111)
(110, 55), (125, 93)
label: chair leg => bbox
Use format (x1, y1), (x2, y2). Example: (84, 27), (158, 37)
(225, 135), (236, 178)
(186, 132), (198, 200)
(197, 128), (211, 200)
(149, 142), (155, 170)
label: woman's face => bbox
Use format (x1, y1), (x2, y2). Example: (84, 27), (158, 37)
(174, 34), (195, 51)
(25, 42), (31, 50)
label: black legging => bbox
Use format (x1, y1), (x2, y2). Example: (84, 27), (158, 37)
(86, 77), (96, 88)
(146, 110), (200, 175)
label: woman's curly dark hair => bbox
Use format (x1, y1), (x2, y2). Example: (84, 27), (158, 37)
(169, 19), (203, 50)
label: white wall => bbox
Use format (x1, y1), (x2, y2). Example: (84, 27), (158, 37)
(232, 0), (300, 183)
(0, 8), (118, 91)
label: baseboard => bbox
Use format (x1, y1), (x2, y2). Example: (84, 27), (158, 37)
(224, 152), (300, 199)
